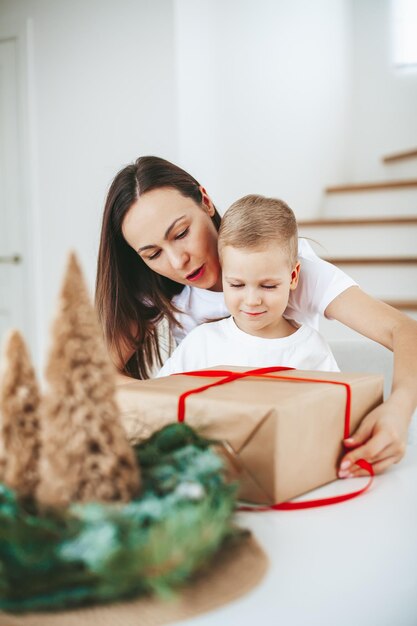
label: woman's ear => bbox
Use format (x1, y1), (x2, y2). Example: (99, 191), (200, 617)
(289, 261), (301, 290)
(199, 186), (215, 216)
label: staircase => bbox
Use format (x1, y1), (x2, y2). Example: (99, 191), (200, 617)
(299, 149), (417, 441)
(298, 148), (417, 342)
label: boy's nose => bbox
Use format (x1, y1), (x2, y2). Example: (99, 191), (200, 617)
(245, 290), (262, 306)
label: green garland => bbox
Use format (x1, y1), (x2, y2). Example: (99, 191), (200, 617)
(0, 424), (239, 613)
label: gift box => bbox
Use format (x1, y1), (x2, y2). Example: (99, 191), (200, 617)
(116, 367), (383, 505)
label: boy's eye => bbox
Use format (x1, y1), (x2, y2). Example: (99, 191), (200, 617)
(262, 285), (277, 290)
(175, 227), (189, 240)
(229, 283), (244, 288)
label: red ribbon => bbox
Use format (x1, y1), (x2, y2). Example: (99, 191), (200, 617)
(176, 366), (374, 510)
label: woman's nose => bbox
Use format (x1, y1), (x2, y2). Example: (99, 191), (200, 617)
(168, 248), (189, 270)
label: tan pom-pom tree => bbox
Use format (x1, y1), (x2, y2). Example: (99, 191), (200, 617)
(36, 252), (141, 507)
(0, 329), (41, 497)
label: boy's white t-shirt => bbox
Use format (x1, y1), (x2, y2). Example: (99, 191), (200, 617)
(171, 239), (357, 345)
(158, 316), (339, 377)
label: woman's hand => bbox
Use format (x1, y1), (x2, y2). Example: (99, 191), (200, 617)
(338, 397), (410, 477)
(326, 286), (417, 477)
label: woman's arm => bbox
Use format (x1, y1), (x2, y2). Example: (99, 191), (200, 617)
(112, 320), (171, 383)
(325, 286), (417, 476)
(110, 341), (136, 384)
(115, 371), (137, 384)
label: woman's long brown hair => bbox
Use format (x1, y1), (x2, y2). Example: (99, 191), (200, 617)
(95, 156), (221, 379)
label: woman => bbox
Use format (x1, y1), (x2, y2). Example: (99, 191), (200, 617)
(96, 156), (417, 479)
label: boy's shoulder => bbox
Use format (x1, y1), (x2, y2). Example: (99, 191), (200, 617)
(185, 316), (231, 340)
(180, 317), (231, 345)
(293, 322), (327, 341)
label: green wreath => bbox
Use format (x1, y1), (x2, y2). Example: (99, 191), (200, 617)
(0, 424), (239, 613)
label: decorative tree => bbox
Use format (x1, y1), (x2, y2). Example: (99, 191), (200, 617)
(36, 252), (141, 507)
(0, 330), (41, 497)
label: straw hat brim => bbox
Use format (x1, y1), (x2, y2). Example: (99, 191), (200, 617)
(0, 533), (268, 626)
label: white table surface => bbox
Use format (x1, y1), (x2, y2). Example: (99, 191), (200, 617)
(178, 444), (417, 626)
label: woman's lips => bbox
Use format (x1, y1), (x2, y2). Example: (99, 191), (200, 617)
(186, 265), (205, 281)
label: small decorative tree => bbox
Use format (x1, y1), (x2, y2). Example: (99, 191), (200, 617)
(0, 330), (41, 497)
(37, 252), (141, 507)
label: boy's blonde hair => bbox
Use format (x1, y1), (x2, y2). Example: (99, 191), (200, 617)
(218, 194), (298, 267)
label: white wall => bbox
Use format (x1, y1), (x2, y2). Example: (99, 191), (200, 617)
(174, 0), (353, 217)
(349, 0), (417, 182)
(0, 0), (178, 370)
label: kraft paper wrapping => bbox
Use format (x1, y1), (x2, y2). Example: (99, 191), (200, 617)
(116, 368), (384, 505)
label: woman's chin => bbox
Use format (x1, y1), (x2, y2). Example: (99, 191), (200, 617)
(207, 270), (223, 292)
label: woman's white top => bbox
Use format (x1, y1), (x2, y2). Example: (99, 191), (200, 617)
(171, 239), (357, 345)
(158, 316), (339, 377)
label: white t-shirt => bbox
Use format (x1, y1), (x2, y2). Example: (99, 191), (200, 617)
(158, 316), (339, 377)
(171, 239), (357, 345)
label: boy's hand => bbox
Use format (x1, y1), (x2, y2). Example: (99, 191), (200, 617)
(338, 399), (409, 478)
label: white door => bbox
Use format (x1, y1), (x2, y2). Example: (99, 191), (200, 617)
(0, 36), (28, 346)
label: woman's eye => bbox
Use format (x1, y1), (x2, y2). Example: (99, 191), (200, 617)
(147, 250), (161, 261)
(175, 228), (189, 240)
(262, 285), (277, 290)
(230, 284), (244, 289)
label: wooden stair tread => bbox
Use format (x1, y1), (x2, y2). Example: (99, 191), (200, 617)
(325, 257), (417, 265)
(298, 216), (417, 227)
(326, 179), (417, 193)
(383, 149), (417, 163)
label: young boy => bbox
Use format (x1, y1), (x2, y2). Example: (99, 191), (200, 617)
(157, 194), (339, 376)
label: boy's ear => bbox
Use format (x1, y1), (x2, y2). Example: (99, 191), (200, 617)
(289, 261), (301, 290)
(199, 185), (215, 217)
